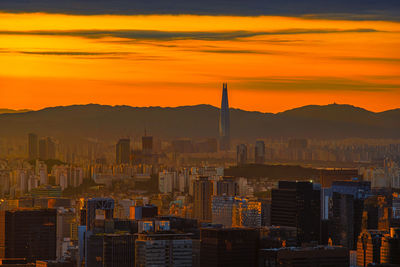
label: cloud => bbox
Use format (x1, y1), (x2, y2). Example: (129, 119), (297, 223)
(0, 28), (381, 42)
(18, 51), (130, 56)
(333, 56), (400, 63)
(230, 77), (400, 92)
(196, 49), (270, 54)
(0, 0), (399, 21)
(0, 49), (168, 60)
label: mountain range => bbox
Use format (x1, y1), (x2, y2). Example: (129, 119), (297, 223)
(0, 109), (32, 115)
(0, 104), (399, 141)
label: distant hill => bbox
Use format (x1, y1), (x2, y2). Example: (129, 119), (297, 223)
(0, 108), (31, 114)
(0, 103), (399, 141)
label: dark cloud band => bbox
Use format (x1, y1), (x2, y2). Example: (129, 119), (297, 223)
(0, 28), (380, 41)
(0, 0), (399, 21)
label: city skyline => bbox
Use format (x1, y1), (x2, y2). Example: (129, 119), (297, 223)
(1, 1), (400, 266)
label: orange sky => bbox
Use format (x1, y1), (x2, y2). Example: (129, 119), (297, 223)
(0, 13), (399, 112)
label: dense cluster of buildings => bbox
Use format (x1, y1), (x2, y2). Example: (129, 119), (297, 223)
(0, 84), (400, 266)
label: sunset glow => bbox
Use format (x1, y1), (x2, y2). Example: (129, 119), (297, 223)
(1, 12), (399, 112)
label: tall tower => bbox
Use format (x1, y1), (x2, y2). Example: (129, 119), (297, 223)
(219, 83), (230, 151)
(193, 177), (213, 222)
(116, 138), (130, 164)
(28, 133), (38, 160)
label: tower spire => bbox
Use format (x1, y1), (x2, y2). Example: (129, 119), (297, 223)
(219, 82), (230, 151)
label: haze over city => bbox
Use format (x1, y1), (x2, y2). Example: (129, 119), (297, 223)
(0, 1), (400, 267)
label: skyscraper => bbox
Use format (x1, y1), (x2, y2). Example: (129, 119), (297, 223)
(46, 137), (56, 160)
(135, 232), (193, 267)
(255, 140), (266, 164)
(236, 144), (247, 165)
(216, 176), (238, 197)
(271, 181), (321, 245)
(86, 198), (115, 231)
(116, 138), (130, 164)
(142, 136), (153, 155)
(219, 83), (230, 151)
(200, 228), (259, 267)
(0, 209), (57, 261)
(193, 177), (213, 222)
(39, 138), (47, 160)
(28, 133), (38, 160)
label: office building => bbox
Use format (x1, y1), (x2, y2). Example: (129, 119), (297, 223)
(36, 260), (75, 267)
(86, 234), (104, 267)
(39, 138), (48, 160)
(0, 209), (57, 261)
(259, 246), (349, 267)
(86, 198), (114, 231)
(329, 192), (357, 249)
(271, 181), (321, 245)
(219, 83), (230, 151)
(236, 144), (247, 165)
(116, 138), (130, 165)
(259, 226), (298, 249)
(212, 196), (262, 228)
(357, 230), (386, 267)
(28, 133), (38, 160)
(255, 140), (266, 164)
(200, 228), (259, 267)
(212, 196), (237, 227)
(232, 198), (262, 227)
(56, 208), (75, 259)
(193, 177), (213, 222)
(142, 136), (153, 155)
(103, 234), (136, 267)
(130, 204), (158, 220)
(380, 228), (400, 265)
(288, 139), (308, 150)
(46, 137), (56, 160)
(159, 171), (176, 193)
(135, 232), (193, 267)
(38, 137), (56, 161)
(216, 176), (238, 196)
(329, 181), (370, 250)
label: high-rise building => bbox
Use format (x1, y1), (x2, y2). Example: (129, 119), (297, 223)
(116, 138), (130, 165)
(232, 198), (262, 227)
(135, 232), (193, 267)
(219, 83), (230, 151)
(216, 176), (238, 196)
(103, 234), (136, 267)
(212, 196), (237, 227)
(271, 181), (321, 245)
(236, 144), (247, 165)
(200, 228), (259, 267)
(142, 136), (153, 155)
(259, 246), (349, 267)
(255, 140), (266, 164)
(158, 171), (176, 193)
(0, 209), (57, 261)
(38, 137), (57, 161)
(39, 138), (48, 160)
(212, 196), (262, 227)
(56, 208), (75, 259)
(380, 228), (400, 265)
(130, 204), (158, 220)
(46, 137), (56, 160)
(329, 181), (370, 250)
(28, 133), (39, 160)
(193, 177), (213, 222)
(356, 230), (385, 267)
(86, 198), (114, 231)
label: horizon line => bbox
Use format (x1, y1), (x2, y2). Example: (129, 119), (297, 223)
(1, 102), (399, 115)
